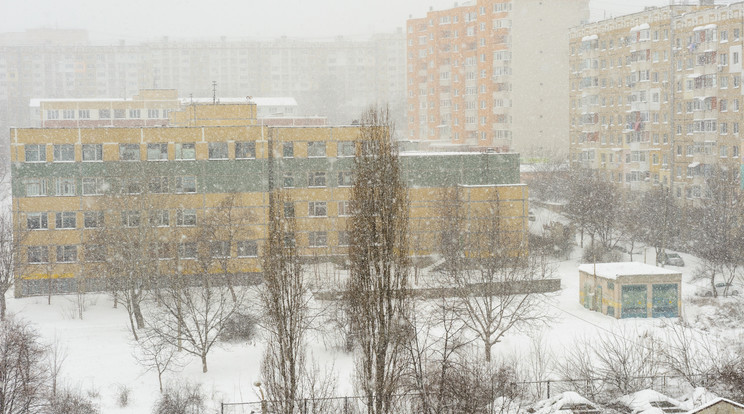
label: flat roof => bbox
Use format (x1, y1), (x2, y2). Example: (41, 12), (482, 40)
(578, 262), (681, 280)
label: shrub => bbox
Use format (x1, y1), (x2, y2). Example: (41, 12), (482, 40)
(152, 381), (205, 414)
(219, 311), (257, 343)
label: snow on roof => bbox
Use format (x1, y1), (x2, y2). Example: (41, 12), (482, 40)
(400, 151), (517, 157)
(693, 24), (717, 31)
(178, 97), (297, 106)
(678, 387), (720, 411)
(631, 23), (650, 32)
(614, 389), (684, 414)
(30, 98), (129, 107)
(582, 34), (598, 41)
(530, 391), (600, 414)
(578, 262), (680, 280)
(688, 397), (744, 413)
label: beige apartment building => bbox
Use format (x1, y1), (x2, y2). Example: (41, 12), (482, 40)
(406, 0), (588, 154)
(569, 3), (744, 199)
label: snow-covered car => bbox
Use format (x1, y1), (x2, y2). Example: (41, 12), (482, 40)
(659, 252), (684, 267)
(698, 282), (741, 297)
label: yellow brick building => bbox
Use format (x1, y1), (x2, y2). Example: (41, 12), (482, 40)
(10, 102), (527, 296)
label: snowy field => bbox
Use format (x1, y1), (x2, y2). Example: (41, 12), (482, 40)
(3, 206), (740, 413)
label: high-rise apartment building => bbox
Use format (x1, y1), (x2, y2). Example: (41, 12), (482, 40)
(406, 0), (588, 154)
(569, 3), (744, 199)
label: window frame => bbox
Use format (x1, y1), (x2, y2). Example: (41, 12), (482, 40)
(56, 245), (78, 263)
(308, 201), (327, 217)
(308, 171), (326, 187)
(237, 240), (258, 257)
(208, 142), (229, 160)
(235, 141), (256, 159)
(82, 144), (103, 162)
(83, 211), (104, 229)
(53, 144), (75, 162)
(27, 246), (49, 264)
(176, 209), (197, 227)
(147, 143), (168, 161)
(175, 176), (197, 193)
(308, 231), (328, 248)
(175, 143), (196, 160)
(25, 144), (46, 163)
(307, 141), (326, 158)
(55, 212), (76, 229)
(119, 144), (140, 161)
(27, 212), (48, 230)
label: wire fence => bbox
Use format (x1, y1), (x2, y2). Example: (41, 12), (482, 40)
(219, 374), (710, 413)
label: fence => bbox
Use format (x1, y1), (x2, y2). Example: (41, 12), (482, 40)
(220, 374), (712, 413)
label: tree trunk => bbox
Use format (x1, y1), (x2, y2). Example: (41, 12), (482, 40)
(201, 354), (208, 373)
(132, 298), (145, 329)
(484, 341), (492, 362)
(0, 294), (6, 321)
(127, 308), (139, 341)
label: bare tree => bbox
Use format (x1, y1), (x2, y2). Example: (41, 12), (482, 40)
(438, 188), (549, 362)
(565, 168), (620, 249)
(0, 317), (49, 414)
(259, 190), (311, 413)
(132, 329), (183, 393)
(656, 320), (724, 388)
(0, 213), (23, 320)
(345, 106), (411, 414)
(634, 186), (680, 265)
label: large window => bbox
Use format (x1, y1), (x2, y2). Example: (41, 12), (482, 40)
(338, 171), (353, 187)
(208, 142), (228, 159)
(119, 144), (140, 161)
(338, 141), (355, 157)
(338, 231), (350, 246)
(149, 176), (169, 193)
(114, 109), (125, 119)
(151, 210), (170, 227)
(307, 142), (326, 157)
(25, 178), (47, 197)
(55, 212), (76, 229)
(121, 210), (141, 227)
(283, 172), (294, 188)
(308, 231), (327, 247)
(53, 144), (75, 162)
(99, 109), (111, 119)
(309, 201), (327, 217)
(175, 176), (197, 193)
(82, 144), (102, 161)
(179, 242), (197, 259)
(56, 245), (77, 263)
(25, 144), (46, 163)
(308, 172), (326, 187)
(27, 213), (48, 230)
(175, 143), (196, 160)
(211, 241), (230, 258)
(284, 202), (295, 218)
(82, 177), (105, 195)
(283, 142), (294, 158)
(177, 209), (197, 227)
(83, 211), (104, 228)
(235, 142), (256, 159)
(27, 246), (49, 264)
(147, 143), (168, 161)
(147, 109), (160, 119)
(56, 178), (75, 196)
(338, 201), (351, 216)
(237, 241), (258, 257)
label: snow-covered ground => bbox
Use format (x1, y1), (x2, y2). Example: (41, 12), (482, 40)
(4, 206), (741, 412)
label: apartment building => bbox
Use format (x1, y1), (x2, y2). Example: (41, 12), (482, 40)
(406, 0), (589, 154)
(10, 101), (527, 296)
(569, 3), (744, 199)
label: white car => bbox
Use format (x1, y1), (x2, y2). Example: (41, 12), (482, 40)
(660, 252), (685, 267)
(698, 282), (741, 297)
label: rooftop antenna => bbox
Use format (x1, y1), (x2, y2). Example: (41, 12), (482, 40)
(212, 81), (217, 104)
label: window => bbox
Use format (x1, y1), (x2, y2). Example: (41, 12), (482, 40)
(119, 144), (140, 161)
(308, 231), (327, 247)
(175, 176), (197, 193)
(283, 142), (294, 158)
(56, 178), (75, 196)
(122, 179), (141, 195)
(25, 144), (46, 162)
(175, 143), (196, 160)
(128, 109), (140, 118)
(27, 213), (48, 230)
(82, 144), (102, 161)
(283, 172), (294, 188)
(309, 201), (327, 217)
(149, 176), (169, 193)
(308, 172), (326, 187)
(28, 246), (48, 264)
(147, 109), (160, 119)
(147, 143), (168, 161)
(99, 109), (110, 119)
(307, 142), (326, 157)
(208, 142), (228, 159)
(56, 245), (77, 263)
(337, 171), (353, 187)
(151, 210), (169, 227)
(78, 110), (90, 119)
(338, 201), (351, 216)
(82, 244), (108, 264)
(237, 241), (258, 257)
(211, 241), (230, 258)
(338, 141), (355, 157)
(83, 211), (104, 228)
(284, 202), (295, 218)
(47, 110), (59, 120)
(338, 231), (350, 246)
(235, 142), (256, 159)
(25, 178), (47, 197)
(179, 242), (197, 259)
(114, 109), (125, 119)
(82, 177), (105, 195)
(121, 210), (141, 227)
(177, 209), (197, 226)
(63, 110), (74, 119)
(55, 212), (76, 229)
(53, 144), (74, 162)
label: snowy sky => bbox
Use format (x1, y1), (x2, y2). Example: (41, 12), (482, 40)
(0, 0), (736, 42)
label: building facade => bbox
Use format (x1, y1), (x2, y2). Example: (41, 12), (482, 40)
(569, 3), (744, 199)
(406, 0), (589, 154)
(10, 102), (527, 296)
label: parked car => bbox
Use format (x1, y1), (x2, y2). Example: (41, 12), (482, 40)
(698, 282), (741, 297)
(659, 252), (684, 267)
(528, 211), (536, 221)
